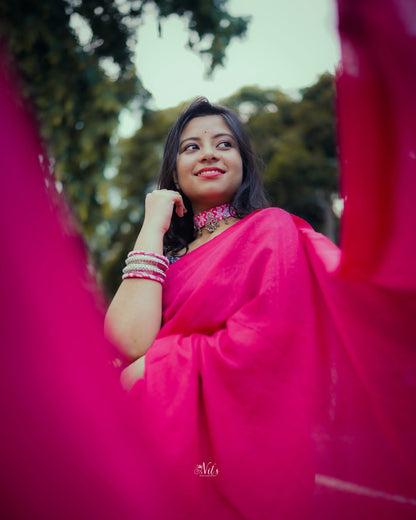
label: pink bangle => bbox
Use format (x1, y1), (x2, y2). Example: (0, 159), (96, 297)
(122, 271), (166, 284)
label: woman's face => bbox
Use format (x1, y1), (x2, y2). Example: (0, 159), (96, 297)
(175, 115), (243, 214)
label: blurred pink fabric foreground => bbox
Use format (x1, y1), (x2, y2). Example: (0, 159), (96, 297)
(0, 0), (415, 518)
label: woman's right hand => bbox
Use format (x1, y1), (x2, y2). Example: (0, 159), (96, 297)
(142, 189), (187, 235)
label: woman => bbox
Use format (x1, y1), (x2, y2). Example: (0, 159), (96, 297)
(105, 97), (270, 381)
(2, 1), (416, 519)
(105, 98), (322, 518)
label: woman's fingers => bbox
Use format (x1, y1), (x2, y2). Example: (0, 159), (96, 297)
(120, 355), (146, 391)
(174, 194), (187, 217)
(146, 189), (187, 217)
(143, 190), (187, 234)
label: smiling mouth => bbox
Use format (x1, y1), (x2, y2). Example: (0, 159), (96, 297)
(195, 169), (225, 177)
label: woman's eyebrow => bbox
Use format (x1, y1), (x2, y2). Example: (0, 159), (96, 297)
(179, 133), (234, 147)
(213, 133), (234, 140)
(179, 136), (200, 147)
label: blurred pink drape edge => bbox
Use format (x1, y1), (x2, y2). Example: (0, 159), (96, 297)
(336, 0), (416, 288)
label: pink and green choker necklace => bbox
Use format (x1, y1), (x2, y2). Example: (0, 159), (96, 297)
(193, 203), (236, 234)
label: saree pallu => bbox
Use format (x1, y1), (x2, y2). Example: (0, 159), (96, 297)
(1, 0), (416, 518)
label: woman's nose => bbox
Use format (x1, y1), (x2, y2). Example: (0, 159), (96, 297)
(200, 146), (218, 161)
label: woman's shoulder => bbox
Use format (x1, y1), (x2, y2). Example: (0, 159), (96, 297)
(247, 207), (340, 266)
(242, 207), (301, 232)
(228, 207), (302, 257)
(246, 207), (335, 245)
(247, 206), (293, 220)
(246, 207), (321, 232)
(238, 207), (329, 251)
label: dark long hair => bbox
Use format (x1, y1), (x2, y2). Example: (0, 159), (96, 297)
(157, 97), (269, 255)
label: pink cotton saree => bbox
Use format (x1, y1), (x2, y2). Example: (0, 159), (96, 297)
(133, 208), (320, 519)
(1, 0), (416, 518)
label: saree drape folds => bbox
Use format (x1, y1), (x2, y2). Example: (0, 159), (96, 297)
(1, 0), (416, 518)
(134, 209), (319, 519)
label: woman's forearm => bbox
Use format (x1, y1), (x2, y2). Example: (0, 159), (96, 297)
(104, 222), (164, 361)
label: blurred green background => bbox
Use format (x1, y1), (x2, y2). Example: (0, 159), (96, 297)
(0, 0), (339, 299)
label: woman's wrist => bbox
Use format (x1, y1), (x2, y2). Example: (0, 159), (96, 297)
(133, 221), (165, 254)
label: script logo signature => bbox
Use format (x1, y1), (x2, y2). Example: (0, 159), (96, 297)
(194, 462), (219, 477)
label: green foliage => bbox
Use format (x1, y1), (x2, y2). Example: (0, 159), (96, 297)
(0, 0), (147, 244)
(149, 0), (250, 71)
(263, 74), (338, 237)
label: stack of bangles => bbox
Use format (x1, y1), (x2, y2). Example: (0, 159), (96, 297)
(122, 250), (169, 285)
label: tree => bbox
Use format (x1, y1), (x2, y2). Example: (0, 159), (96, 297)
(0, 0), (249, 246)
(261, 74), (339, 240)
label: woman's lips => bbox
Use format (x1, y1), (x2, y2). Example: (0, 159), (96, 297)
(195, 168), (225, 178)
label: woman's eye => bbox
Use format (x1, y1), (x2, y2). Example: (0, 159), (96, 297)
(183, 143), (199, 152)
(217, 141), (232, 149)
